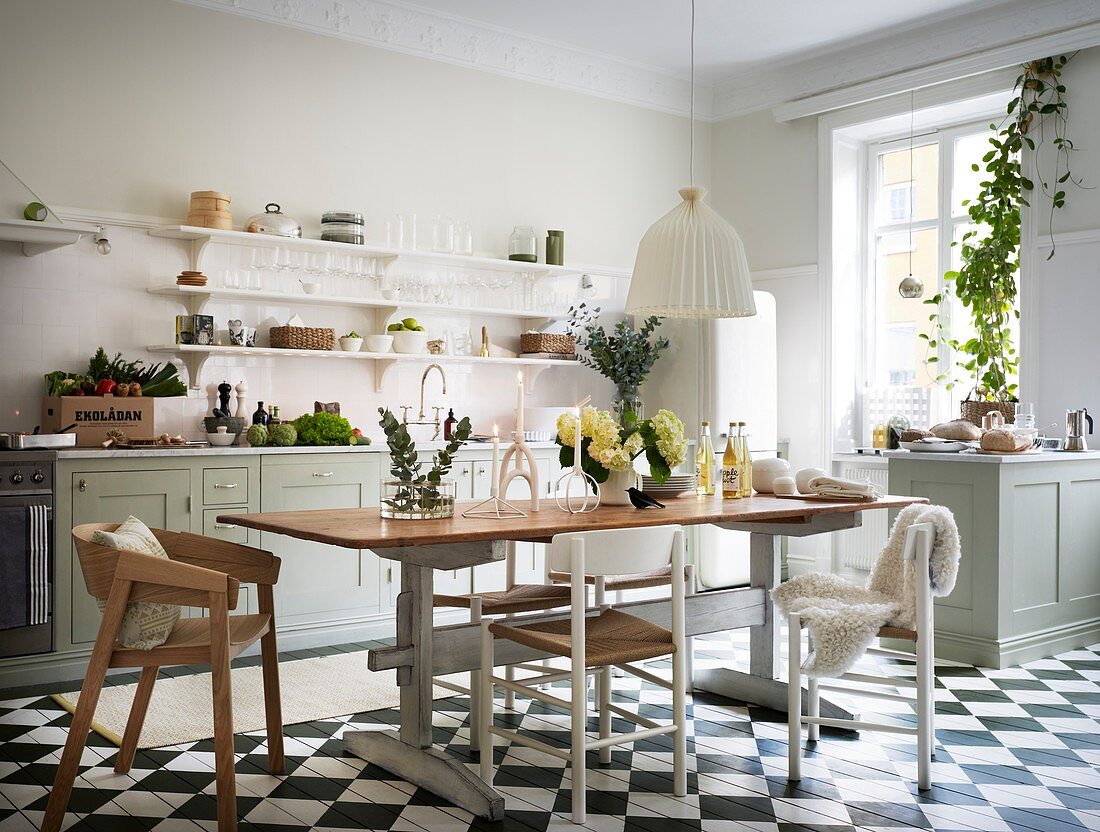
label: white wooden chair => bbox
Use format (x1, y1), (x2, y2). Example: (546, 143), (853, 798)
(479, 526), (688, 824)
(787, 521), (937, 790)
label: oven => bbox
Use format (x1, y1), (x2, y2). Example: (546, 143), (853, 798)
(0, 452), (54, 658)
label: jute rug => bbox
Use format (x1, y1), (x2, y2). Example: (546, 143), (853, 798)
(51, 651), (464, 749)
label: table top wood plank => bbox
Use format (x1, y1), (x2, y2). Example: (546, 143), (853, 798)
(218, 494), (925, 550)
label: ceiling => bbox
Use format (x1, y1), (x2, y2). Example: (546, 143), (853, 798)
(407, 0), (1012, 82)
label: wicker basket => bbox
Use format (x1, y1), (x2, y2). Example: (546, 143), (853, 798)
(961, 395), (1016, 426)
(269, 325), (335, 351)
(520, 332), (575, 356)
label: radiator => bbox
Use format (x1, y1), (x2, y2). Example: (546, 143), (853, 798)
(834, 461), (890, 573)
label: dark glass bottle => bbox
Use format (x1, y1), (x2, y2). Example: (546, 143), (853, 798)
(252, 401), (270, 427)
(443, 408), (456, 440)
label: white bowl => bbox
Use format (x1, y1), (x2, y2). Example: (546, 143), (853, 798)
(391, 330), (430, 354)
(338, 337), (363, 352)
(206, 432), (236, 447)
(364, 334), (394, 353)
(300, 281), (321, 295)
(751, 457), (792, 493)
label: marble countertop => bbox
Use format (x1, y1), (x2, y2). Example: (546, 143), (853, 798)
(56, 440), (559, 459)
(882, 448), (1100, 464)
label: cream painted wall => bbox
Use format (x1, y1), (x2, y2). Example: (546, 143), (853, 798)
(0, 0), (707, 267)
(0, 0), (713, 437)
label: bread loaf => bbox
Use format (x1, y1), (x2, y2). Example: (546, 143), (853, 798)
(930, 419), (982, 441)
(900, 428), (933, 442)
(980, 429), (1031, 453)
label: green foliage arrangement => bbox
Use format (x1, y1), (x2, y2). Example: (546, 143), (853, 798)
(378, 408), (472, 514)
(924, 55), (1082, 401)
(291, 411), (354, 446)
(566, 303), (669, 399)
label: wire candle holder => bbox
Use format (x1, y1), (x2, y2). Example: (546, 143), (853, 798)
(553, 395), (600, 513)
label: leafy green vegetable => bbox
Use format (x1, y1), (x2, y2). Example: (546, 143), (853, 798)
(292, 411), (355, 446)
(86, 347), (143, 383)
(139, 363), (187, 397)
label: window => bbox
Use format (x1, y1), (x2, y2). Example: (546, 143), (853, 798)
(860, 120), (1000, 441)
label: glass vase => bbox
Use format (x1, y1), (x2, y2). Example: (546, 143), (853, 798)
(380, 479), (456, 520)
(508, 225), (538, 262)
(613, 392), (644, 428)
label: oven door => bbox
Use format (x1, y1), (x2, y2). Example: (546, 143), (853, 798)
(0, 494), (54, 658)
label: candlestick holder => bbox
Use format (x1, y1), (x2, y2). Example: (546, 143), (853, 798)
(498, 433), (541, 511)
(462, 494), (527, 519)
(554, 469), (600, 514)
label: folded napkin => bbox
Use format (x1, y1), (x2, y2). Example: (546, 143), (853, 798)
(806, 475), (882, 500)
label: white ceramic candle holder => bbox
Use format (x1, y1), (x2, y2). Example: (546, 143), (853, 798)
(498, 434), (540, 511)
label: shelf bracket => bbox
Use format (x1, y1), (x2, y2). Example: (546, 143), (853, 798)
(187, 236), (214, 273)
(521, 364), (552, 393)
(373, 358), (398, 393)
(180, 352), (211, 391)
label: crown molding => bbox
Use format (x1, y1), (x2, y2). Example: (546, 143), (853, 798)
(715, 0), (1100, 122)
(170, 0), (709, 119)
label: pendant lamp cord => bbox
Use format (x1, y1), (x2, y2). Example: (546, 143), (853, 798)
(689, 0), (695, 187)
(908, 89), (914, 278)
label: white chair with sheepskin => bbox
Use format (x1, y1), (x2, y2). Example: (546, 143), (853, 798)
(774, 504), (960, 790)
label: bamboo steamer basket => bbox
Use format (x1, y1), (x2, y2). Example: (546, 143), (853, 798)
(188, 190), (232, 229)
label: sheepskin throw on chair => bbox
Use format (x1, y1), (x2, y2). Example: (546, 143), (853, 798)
(772, 504), (960, 678)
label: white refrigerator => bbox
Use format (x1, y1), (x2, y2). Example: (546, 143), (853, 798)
(697, 291), (778, 589)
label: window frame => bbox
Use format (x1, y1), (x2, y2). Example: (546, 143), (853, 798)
(860, 117), (997, 433)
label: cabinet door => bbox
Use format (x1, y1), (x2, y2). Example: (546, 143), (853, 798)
(70, 469), (191, 645)
(260, 457), (381, 626)
(453, 461), (475, 499)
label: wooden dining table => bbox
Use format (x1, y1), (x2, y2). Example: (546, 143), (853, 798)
(220, 493), (923, 821)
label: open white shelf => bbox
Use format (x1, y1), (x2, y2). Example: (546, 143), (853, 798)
(147, 343), (575, 393)
(0, 219), (101, 256)
(147, 284), (567, 328)
(148, 225), (583, 278)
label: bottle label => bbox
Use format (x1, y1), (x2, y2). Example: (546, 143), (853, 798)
(721, 466), (740, 492)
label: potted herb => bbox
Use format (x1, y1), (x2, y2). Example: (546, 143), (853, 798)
(566, 303), (669, 426)
(555, 406), (687, 504)
(378, 408), (471, 519)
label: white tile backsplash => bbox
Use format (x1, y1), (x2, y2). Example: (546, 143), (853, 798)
(0, 225), (610, 439)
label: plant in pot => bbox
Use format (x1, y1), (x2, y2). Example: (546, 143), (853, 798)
(566, 303), (669, 427)
(555, 406), (687, 505)
(378, 408), (471, 519)
(924, 55), (1083, 424)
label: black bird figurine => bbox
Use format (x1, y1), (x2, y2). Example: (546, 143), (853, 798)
(627, 487), (665, 509)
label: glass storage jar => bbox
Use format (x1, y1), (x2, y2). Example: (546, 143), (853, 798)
(508, 225), (538, 262)
(380, 479), (457, 520)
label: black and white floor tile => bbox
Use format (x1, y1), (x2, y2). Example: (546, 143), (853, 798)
(2, 632), (1099, 832)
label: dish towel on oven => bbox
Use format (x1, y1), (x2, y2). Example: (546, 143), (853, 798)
(0, 506), (50, 630)
(771, 504), (960, 678)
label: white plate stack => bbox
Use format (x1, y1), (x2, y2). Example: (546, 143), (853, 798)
(640, 473), (697, 499)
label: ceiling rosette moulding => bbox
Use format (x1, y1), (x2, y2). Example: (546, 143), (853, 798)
(171, 0), (707, 118)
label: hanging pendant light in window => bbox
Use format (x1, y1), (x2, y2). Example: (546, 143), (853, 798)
(626, 0), (756, 319)
(898, 90), (924, 300)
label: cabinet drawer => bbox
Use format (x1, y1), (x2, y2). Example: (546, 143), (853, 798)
(203, 508), (249, 544)
(203, 467), (249, 505)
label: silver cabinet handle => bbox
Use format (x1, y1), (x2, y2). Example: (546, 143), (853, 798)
(460, 468), (469, 476)
(78, 478), (87, 492)
(313, 471), (334, 478)
(213, 483), (238, 489)
(477, 466), (487, 475)
(214, 522), (237, 530)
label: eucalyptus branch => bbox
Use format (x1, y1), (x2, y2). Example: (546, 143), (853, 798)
(566, 303), (670, 396)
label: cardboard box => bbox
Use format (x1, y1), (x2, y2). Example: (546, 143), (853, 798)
(42, 397), (156, 446)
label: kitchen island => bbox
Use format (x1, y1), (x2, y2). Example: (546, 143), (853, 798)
(886, 448), (1100, 667)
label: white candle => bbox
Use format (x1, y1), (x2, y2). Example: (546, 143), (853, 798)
(491, 424), (500, 498)
(572, 407), (582, 473)
(515, 371), (525, 437)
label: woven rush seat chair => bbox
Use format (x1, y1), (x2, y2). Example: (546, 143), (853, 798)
(479, 526), (688, 824)
(788, 521), (938, 790)
(43, 523), (284, 832)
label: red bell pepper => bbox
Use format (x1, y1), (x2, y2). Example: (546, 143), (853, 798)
(95, 378), (117, 397)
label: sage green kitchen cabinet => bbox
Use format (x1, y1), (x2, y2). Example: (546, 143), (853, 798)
(69, 468), (192, 645)
(259, 454), (381, 630)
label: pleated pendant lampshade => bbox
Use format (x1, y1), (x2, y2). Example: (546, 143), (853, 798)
(626, 186), (756, 319)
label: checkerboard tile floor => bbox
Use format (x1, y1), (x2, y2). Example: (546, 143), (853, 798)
(2, 631), (1099, 832)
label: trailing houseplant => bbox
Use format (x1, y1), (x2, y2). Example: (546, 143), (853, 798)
(378, 408), (472, 519)
(566, 303), (670, 426)
(924, 54), (1083, 412)
(555, 406), (687, 494)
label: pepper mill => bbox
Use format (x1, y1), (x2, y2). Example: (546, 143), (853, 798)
(234, 380), (249, 418)
(216, 382), (232, 417)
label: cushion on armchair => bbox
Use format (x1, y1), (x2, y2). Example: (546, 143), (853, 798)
(91, 516), (182, 649)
